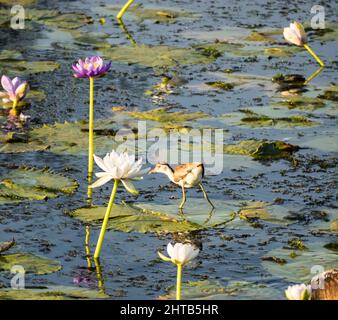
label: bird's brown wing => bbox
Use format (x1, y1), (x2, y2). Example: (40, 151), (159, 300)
(173, 163), (202, 183)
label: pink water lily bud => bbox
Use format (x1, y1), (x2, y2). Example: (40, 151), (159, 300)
(72, 56), (111, 79)
(0, 75), (29, 103)
(283, 21), (307, 46)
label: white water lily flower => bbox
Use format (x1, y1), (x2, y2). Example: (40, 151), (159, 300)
(158, 242), (199, 266)
(283, 21), (307, 46)
(285, 284), (312, 300)
(90, 150), (148, 194)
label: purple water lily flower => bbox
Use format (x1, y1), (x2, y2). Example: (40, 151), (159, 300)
(0, 75), (29, 103)
(72, 56), (111, 79)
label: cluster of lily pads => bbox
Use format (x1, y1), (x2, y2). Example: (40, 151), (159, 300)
(0, 2), (336, 300)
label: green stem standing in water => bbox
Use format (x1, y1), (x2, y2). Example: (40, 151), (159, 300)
(88, 77), (94, 177)
(117, 0), (135, 19)
(304, 44), (325, 67)
(94, 179), (119, 258)
(176, 263), (182, 300)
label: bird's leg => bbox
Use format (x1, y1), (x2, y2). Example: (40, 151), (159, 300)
(199, 183), (215, 208)
(179, 186), (186, 209)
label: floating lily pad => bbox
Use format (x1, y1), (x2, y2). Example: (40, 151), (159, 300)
(205, 281), (282, 300)
(0, 239), (15, 253)
(0, 253), (61, 275)
(96, 4), (194, 22)
(160, 279), (282, 300)
(273, 96), (326, 111)
(100, 44), (215, 67)
(0, 285), (108, 300)
(0, 60), (60, 75)
(239, 201), (289, 224)
(240, 110), (315, 127)
(159, 280), (226, 300)
(40, 13), (93, 30)
(262, 243), (338, 283)
(30, 121), (118, 156)
(223, 140), (299, 159)
(136, 198), (238, 228)
(318, 86), (338, 102)
(0, 0), (36, 5)
(126, 107), (208, 123)
(0, 49), (23, 60)
(26, 90), (46, 102)
(69, 203), (202, 234)
(0, 167), (78, 204)
(205, 81), (235, 91)
(331, 219), (338, 232)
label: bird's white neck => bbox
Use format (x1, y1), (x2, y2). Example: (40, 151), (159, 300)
(160, 165), (175, 183)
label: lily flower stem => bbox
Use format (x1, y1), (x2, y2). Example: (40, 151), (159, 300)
(176, 263), (182, 300)
(85, 225), (92, 269)
(12, 99), (18, 116)
(117, 0), (134, 19)
(94, 179), (119, 258)
(304, 44), (325, 67)
(94, 258), (105, 293)
(88, 76), (94, 182)
(87, 172), (93, 204)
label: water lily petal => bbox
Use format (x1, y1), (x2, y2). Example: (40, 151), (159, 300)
(158, 251), (172, 262)
(121, 179), (139, 194)
(90, 175), (113, 188)
(1, 75), (14, 94)
(93, 154), (108, 172)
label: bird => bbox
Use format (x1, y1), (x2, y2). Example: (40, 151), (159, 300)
(148, 162), (214, 209)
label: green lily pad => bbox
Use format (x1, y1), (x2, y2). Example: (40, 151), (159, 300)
(262, 243), (338, 283)
(40, 13), (93, 30)
(206, 281), (282, 300)
(0, 60), (60, 75)
(318, 86), (338, 102)
(273, 96), (326, 111)
(0, 286), (108, 300)
(193, 41), (299, 58)
(0, 132), (49, 153)
(0, 239), (15, 253)
(26, 90), (46, 102)
(239, 201), (289, 224)
(0, 49), (23, 60)
(136, 198), (238, 228)
(160, 280), (226, 300)
(30, 121), (118, 156)
(331, 219), (338, 232)
(223, 139), (299, 159)
(160, 279), (282, 300)
(126, 107), (208, 123)
(205, 81), (235, 91)
(100, 44), (215, 67)
(69, 203), (202, 234)
(0, 166), (78, 204)
(324, 243), (338, 253)
(240, 110), (315, 127)
(95, 4), (194, 22)
(0, 253), (61, 275)
(0, 0), (36, 5)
